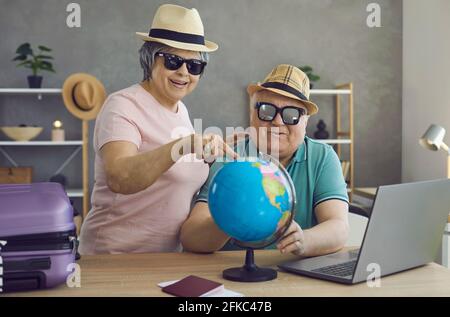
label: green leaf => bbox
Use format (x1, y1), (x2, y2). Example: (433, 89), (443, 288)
(41, 61), (53, 68)
(309, 74), (320, 82)
(16, 43), (33, 56)
(38, 45), (52, 52)
(36, 55), (53, 60)
(41, 66), (56, 73)
(300, 65), (312, 72)
(12, 55), (28, 61)
(40, 61), (56, 72)
(16, 60), (32, 67)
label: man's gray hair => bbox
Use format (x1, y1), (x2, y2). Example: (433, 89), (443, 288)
(139, 41), (209, 81)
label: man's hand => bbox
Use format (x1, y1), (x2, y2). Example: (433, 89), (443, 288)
(277, 221), (307, 256)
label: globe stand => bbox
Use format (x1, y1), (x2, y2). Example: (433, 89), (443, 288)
(222, 248), (277, 282)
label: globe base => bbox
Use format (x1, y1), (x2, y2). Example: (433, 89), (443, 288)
(223, 266), (277, 282)
(222, 248), (277, 282)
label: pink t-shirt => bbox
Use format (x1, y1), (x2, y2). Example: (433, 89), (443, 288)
(78, 84), (209, 254)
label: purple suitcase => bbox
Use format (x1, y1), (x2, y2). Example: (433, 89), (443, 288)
(0, 182), (78, 292)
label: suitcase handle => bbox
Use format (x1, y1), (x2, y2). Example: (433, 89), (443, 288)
(2, 271), (46, 292)
(3, 257), (51, 271)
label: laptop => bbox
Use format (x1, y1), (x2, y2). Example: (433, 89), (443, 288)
(278, 179), (450, 284)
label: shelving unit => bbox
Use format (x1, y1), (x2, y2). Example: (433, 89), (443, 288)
(310, 83), (354, 199)
(0, 88), (90, 215)
(0, 88), (62, 100)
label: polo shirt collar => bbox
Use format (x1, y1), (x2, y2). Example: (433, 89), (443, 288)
(292, 138), (307, 163)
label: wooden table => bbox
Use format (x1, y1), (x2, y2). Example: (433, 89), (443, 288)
(4, 250), (450, 297)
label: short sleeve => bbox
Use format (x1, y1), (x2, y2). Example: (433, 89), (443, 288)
(94, 94), (142, 152)
(313, 147), (349, 208)
(194, 160), (225, 203)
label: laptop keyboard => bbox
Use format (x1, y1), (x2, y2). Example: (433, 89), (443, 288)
(312, 260), (357, 277)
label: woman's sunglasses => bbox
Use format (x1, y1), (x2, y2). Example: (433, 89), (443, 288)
(255, 102), (306, 125)
(155, 52), (207, 75)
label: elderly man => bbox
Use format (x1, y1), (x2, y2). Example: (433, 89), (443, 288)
(180, 64), (349, 257)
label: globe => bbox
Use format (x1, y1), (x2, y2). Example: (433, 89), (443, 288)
(208, 155), (296, 282)
(209, 156), (296, 247)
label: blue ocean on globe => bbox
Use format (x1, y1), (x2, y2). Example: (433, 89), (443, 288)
(208, 158), (294, 243)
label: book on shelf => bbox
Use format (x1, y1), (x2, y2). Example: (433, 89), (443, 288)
(341, 160), (350, 181)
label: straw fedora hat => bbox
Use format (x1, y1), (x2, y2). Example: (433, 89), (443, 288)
(136, 4), (218, 52)
(247, 64), (319, 115)
(62, 73), (106, 121)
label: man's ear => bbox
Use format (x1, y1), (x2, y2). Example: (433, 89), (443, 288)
(249, 105), (255, 117)
(248, 94), (255, 123)
(249, 108), (256, 127)
(304, 115), (310, 125)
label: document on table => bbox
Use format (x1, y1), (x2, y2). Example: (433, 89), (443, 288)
(158, 279), (244, 297)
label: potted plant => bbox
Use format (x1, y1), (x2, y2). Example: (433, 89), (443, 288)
(299, 65), (320, 89)
(12, 43), (55, 88)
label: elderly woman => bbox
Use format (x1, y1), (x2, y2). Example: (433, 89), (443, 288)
(79, 4), (236, 254)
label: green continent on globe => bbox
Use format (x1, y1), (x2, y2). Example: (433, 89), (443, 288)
(262, 176), (285, 211)
(251, 161), (286, 212)
(251, 161), (292, 232)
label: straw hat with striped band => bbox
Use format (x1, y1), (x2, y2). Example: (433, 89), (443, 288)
(247, 64), (319, 115)
(136, 4), (218, 52)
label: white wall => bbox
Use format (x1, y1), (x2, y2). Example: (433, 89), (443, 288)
(403, 0), (450, 182)
(403, 0), (450, 266)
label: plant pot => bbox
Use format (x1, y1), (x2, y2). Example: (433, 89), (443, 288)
(27, 75), (43, 88)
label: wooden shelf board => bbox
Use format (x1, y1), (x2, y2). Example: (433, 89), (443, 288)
(313, 139), (352, 144)
(66, 188), (84, 197)
(0, 141), (83, 146)
(310, 89), (352, 95)
(0, 88), (62, 94)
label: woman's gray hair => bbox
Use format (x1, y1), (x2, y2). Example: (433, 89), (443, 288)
(139, 41), (209, 81)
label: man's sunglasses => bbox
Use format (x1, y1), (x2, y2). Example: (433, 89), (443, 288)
(155, 52), (207, 75)
(255, 102), (307, 125)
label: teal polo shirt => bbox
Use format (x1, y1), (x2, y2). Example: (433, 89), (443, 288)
(194, 136), (348, 246)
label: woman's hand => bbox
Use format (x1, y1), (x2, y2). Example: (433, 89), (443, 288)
(184, 133), (240, 163)
(277, 221), (307, 256)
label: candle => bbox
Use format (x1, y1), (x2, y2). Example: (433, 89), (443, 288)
(52, 120), (65, 141)
(53, 120), (62, 129)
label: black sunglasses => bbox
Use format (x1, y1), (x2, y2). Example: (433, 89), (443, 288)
(155, 52), (207, 75)
(255, 102), (306, 125)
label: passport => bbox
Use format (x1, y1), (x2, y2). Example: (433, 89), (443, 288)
(161, 275), (224, 297)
